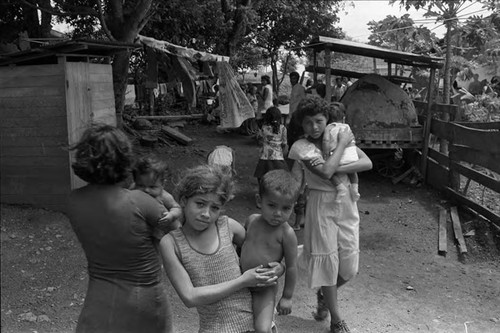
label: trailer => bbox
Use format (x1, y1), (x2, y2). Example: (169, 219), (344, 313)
(304, 36), (444, 177)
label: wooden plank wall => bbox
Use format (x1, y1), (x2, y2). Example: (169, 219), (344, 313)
(0, 64), (70, 212)
(64, 62), (116, 190)
(414, 105), (500, 227)
(90, 63), (116, 126)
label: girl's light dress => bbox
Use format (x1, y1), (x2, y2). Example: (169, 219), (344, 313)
(289, 139), (360, 288)
(170, 216), (254, 333)
(253, 124), (288, 178)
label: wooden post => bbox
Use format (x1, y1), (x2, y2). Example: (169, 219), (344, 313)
(438, 208), (447, 255)
(421, 67), (436, 184)
(149, 89), (155, 116)
(388, 62), (392, 78)
(324, 45), (332, 102)
(313, 50), (318, 85)
(450, 206), (467, 254)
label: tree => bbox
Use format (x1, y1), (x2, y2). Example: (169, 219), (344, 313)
(368, 14), (438, 75)
(1, 0), (157, 127)
(391, 0), (472, 157)
(252, 0), (344, 94)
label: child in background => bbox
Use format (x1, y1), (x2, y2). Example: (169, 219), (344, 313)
(323, 102), (360, 203)
(132, 156), (182, 240)
(240, 169), (300, 333)
(254, 107), (289, 182)
(159, 165), (284, 333)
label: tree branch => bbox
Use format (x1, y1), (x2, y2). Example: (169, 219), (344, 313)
(19, 0), (98, 17)
(96, 0), (116, 41)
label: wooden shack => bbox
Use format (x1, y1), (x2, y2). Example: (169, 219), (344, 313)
(0, 40), (136, 212)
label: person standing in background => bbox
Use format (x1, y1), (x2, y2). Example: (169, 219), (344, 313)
(333, 77), (346, 102)
(287, 72), (306, 126)
(258, 75), (274, 126)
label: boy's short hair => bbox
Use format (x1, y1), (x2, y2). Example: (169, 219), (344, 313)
(290, 71), (300, 79)
(259, 170), (301, 201)
(133, 155), (169, 183)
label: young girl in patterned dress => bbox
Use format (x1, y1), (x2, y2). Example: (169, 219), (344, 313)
(253, 107), (289, 182)
(159, 165), (284, 333)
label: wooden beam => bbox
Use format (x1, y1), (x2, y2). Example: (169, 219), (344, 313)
(450, 161), (500, 193)
(438, 208), (448, 255)
(135, 114), (204, 121)
(324, 46), (332, 102)
(160, 125), (192, 145)
(450, 206), (467, 254)
(449, 144), (500, 175)
(421, 67), (436, 183)
(445, 187), (500, 227)
(392, 166), (416, 184)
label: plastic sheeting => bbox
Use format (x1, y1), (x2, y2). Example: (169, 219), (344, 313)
(217, 62), (255, 128)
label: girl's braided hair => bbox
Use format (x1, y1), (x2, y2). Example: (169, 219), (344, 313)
(263, 106), (282, 134)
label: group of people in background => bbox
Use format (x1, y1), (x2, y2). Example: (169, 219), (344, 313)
(68, 69), (372, 333)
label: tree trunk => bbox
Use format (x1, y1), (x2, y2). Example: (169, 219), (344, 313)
(270, 55), (279, 99)
(112, 51), (131, 128)
(222, 0), (252, 57)
(442, 20), (461, 190)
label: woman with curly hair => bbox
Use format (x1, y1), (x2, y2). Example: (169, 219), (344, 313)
(68, 124), (173, 333)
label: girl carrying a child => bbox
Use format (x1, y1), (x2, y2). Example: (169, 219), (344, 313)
(159, 165), (284, 333)
(288, 96), (372, 333)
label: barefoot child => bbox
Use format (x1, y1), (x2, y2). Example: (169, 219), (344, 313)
(322, 102), (360, 203)
(159, 165), (285, 333)
(240, 169), (300, 333)
(132, 155), (182, 240)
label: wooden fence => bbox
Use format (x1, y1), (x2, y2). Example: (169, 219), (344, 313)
(413, 100), (500, 229)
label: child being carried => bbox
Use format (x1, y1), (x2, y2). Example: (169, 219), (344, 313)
(323, 102), (360, 203)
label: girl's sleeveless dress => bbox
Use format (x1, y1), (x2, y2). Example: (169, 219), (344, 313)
(170, 216), (254, 333)
(253, 124), (289, 178)
(289, 139), (360, 288)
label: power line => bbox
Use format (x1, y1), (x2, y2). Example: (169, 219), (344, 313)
(352, 8), (489, 39)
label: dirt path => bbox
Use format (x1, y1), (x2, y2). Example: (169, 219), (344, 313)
(1, 122), (499, 333)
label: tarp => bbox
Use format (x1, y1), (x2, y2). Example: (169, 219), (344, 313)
(217, 61), (255, 128)
(138, 35), (253, 127)
(138, 35), (229, 62)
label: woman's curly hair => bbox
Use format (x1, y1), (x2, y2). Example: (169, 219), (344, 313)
(175, 164), (235, 205)
(295, 95), (335, 126)
(71, 124), (133, 185)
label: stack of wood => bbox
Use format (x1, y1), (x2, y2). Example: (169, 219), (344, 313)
(438, 206), (468, 257)
(123, 114), (198, 147)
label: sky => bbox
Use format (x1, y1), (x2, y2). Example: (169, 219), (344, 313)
(337, 0), (489, 42)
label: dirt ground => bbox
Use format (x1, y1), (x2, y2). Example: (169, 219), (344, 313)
(1, 122), (500, 333)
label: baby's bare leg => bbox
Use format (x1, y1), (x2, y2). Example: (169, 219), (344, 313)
(349, 172), (360, 201)
(252, 285), (278, 333)
(331, 175), (348, 203)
